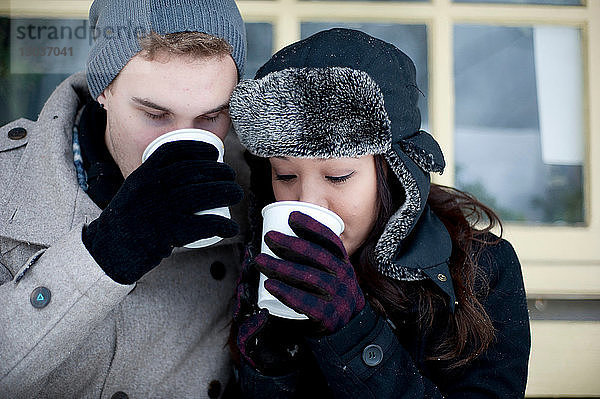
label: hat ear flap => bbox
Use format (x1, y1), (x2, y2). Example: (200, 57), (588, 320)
(400, 130), (445, 174)
(374, 148), (425, 280)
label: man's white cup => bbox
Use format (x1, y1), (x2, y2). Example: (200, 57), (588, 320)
(259, 201), (345, 319)
(141, 128), (230, 249)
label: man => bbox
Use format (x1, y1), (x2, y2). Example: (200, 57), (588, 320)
(0, 0), (247, 397)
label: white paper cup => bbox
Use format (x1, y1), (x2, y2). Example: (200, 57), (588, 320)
(142, 128), (230, 249)
(258, 201), (345, 319)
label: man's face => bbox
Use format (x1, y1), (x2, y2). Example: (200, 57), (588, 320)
(97, 52), (238, 178)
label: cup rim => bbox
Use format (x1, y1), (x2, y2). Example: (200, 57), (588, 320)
(142, 128), (224, 162)
(261, 200), (345, 233)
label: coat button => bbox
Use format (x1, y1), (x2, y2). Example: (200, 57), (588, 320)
(362, 344), (383, 367)
(207, 379), (221, 398)
(210, 261), (226, 280)
(111, 392), (128, 399)
(8, 127), (27, 140)
(30, 287), (51, 308)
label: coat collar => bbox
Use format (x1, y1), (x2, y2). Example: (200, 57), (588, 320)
(0, 72), (100, 247)
(380, 204), (457, 312)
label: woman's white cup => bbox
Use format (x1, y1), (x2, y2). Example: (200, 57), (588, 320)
(259, 201), (345, 319)
(141, 128), (230, 249)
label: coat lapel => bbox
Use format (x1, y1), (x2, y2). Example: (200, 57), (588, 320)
(0, 73), (100, 247)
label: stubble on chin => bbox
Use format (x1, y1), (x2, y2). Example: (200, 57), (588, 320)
(114, 147), (137, 179)
(104, 121), (134, 179)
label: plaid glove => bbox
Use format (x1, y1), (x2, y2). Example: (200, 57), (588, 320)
(255, 211), (366, 335)
(233, 248), (309, 376)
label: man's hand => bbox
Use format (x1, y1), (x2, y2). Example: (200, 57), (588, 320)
(83, 140), (243, 284)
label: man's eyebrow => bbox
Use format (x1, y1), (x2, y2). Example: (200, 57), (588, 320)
(204, 103), (230, 115)
(132, 97), (171, 113)
(131, 97), (229, 116)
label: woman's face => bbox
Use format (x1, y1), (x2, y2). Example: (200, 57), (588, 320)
(269, 155), (379, 257)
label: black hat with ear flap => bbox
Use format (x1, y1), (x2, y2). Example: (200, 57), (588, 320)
(230, 28), (456, 311)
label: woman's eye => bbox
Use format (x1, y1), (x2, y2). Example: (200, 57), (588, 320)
(275, 174), (296, 182)
(326, 171), (355, 184)
(145, 111), (167, 120)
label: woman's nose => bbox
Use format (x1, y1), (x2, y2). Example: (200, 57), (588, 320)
(297, 183), (328, 209)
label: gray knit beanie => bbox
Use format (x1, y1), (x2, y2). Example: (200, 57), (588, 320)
(86, 0), (246, 100)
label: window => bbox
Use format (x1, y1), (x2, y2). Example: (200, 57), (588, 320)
(454, 24), (585, 225)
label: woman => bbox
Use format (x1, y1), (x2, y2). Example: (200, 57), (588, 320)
(227, 28), (530, 398)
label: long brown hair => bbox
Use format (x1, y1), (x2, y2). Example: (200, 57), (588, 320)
(352, 155), (500, 369)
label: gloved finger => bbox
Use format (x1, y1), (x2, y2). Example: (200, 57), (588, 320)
(241, 248), (258, 275)
(254, 253), (332, 298)
(264, 231), (345, 274)
(233, 249), (260, 314)
(158, 160), (237, 187)
(232, 282), (245, 320)
(237, 308), (269, 368)
(264, 278), (329, 325)
(171, 214), (239, 246)
(171, 181), (243, 214)
(240, 257), (260, 292)
(233, 281), (253, 321)
(288, 211), (347, 261)
(145, 140), (220, 166)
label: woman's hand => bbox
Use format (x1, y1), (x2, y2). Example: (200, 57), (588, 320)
(233, 248), (308, 376)
(255, 211), (366, 335)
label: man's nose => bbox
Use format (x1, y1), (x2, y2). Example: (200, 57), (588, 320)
(174, 120), (196, 131)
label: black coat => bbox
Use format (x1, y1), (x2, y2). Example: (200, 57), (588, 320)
(235, 238), (530, 398)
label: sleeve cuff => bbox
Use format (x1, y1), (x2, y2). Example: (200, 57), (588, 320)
(238, 360), (300, 398)
(306, 302), (399, 380)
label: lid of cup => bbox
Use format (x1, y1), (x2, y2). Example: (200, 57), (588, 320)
(142, 128), (224, 162)
(262, 201), (345, 234)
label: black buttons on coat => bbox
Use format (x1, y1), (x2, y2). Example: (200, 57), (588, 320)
(210, 261), (226, 280)
(8, 127), (27, 140)
(30, 287), (51, 308)
(207, 379), (222, 398)
(111, 392), (128, 399)
(362, 344), (383, 367)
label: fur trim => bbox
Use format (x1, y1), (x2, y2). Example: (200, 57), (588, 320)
(375, 148), (426, 281)
(402, 141), (438, 173)
(400, 130), (445, 174)
(230, 67), (391, 158)
(232, 67), (433, 282)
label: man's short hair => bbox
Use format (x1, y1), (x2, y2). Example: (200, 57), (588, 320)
(139, 31), (233, 60)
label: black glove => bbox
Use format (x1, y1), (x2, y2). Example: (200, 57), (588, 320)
(233, 248), (309, 376)
(83, 140), (243, 284)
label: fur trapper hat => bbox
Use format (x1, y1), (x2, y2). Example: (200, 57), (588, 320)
(230, 28), (455, 309)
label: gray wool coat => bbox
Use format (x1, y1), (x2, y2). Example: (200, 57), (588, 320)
(0, 73), (249, 398)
